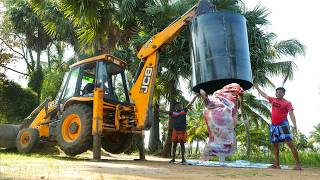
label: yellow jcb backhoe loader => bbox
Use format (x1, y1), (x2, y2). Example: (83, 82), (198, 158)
(11, 0), (252, 160)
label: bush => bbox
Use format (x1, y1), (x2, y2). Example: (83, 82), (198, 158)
(0, 78), (38, 124)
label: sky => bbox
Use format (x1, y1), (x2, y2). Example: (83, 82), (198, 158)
(1, 0), (320, 136)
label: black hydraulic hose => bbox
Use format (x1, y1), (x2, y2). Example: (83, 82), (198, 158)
(133, 61), (145, 84)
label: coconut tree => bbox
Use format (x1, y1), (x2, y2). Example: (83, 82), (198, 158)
(243, 4), (305, 88)
(237, 93), (271, 155)
(310, 123), (320, 144)
(30, 0), (152, 54)
(186, 100), (208, 155)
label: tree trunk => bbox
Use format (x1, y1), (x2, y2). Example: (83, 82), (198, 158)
(47, 44), (51, 70)
(148, 101), (161, 152)
(28, 48), (35, 72)
(161, 102), (174, 158)
(244, 119), (251, 157)
(36, 48), (41, 70)
(195, 141), (199, 154)
(35, 49), (43, 103)
(240, 97), (251, 157)
(161, 80), (178, 158)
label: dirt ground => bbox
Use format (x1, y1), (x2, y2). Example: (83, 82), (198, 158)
(1, 152), (320, 180)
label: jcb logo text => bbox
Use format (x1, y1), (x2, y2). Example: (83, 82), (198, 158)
(140, 67), (153, 93)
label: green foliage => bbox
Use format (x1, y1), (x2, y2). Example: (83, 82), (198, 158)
(5, 0), (52, 52)
(310, 123), (320, 144)
(30, 0), (151, 54)
(0, 48), (13, 66)
(40, 69), (65, 102)
(187, 100), (208, 143)
(40, 54), (76, 102)
(28, 68), (44, 97)
(29, 0), (76, 45)
(293, 131), (314, 151)
(0, 78), (37, 124)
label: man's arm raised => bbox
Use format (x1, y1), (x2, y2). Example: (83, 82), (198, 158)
(253, 84), (269, 100)
(185, 94), (199, 109)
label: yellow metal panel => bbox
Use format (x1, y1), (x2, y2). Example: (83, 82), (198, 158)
(69, 54), (127, 68)
(137, 6), (196, 60)
(62, 97), (94, 110)
(37, 125), (49, 137)
(129, 52), (159, 128)
(115, 104), (121, 131)
(30, 108), (50, 137)
(92, 88), (104, 135)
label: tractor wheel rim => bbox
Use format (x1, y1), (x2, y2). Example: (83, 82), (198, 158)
(62, 114), (81, 142)
(20, 131), (31, 146)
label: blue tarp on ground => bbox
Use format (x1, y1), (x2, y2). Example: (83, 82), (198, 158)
(182, 160), (289, 169)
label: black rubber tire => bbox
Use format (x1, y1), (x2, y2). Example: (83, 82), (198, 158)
(16, 128), (39, 153)
(101, 132), (133, 154)
(56, 104), (93, 156)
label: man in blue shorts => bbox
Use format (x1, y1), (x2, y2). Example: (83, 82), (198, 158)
(160, 95), (198, 163)
(254, 84), (301, 170)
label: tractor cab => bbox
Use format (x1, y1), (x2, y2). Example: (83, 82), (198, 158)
(55, 54), (130, 106)
(47, 54), (137, 156)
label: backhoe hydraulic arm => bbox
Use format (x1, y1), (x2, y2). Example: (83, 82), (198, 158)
(130, 0), (211, 129)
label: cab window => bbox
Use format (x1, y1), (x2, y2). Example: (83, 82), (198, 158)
(62, 67), (80, 99)
(79, 62), (96, 96)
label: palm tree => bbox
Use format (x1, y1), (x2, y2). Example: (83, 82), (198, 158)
(310, 123), (320, 144)
(30, 0), (151, 54)
(243, 4), (305, 88)
(187, 100), (208, 155)
(29, 0), (78, 53)
(237, 93), (271, 155)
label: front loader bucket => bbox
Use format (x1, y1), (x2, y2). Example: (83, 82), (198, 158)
(0, 124), (20, 149)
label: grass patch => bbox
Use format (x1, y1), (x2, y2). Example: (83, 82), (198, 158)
(0, 148), (94, 165)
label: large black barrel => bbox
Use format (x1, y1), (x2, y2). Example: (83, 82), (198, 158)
(190, 12), (252, 94)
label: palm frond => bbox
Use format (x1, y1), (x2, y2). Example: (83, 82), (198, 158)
(273, 39), (306, 57)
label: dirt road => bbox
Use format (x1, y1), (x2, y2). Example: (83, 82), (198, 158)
(0, 152), (319, 180)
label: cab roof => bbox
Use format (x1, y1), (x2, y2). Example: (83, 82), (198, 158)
(69, 54), (127, 68)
